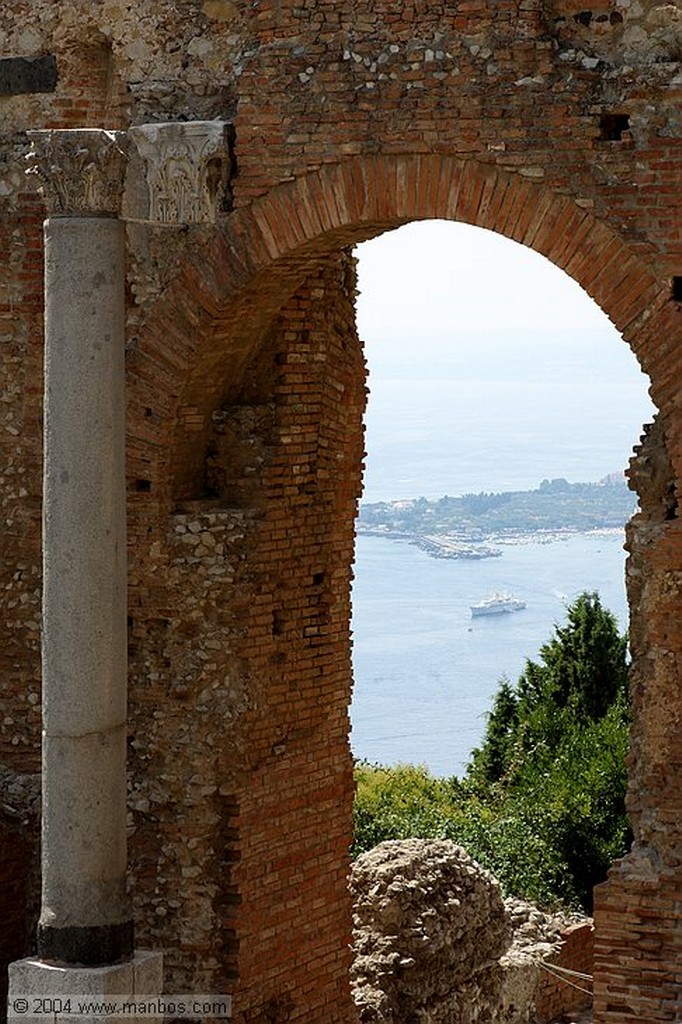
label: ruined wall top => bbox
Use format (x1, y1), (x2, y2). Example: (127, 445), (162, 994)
(4, 0), (678, 323)
(0, 1), (680, 138)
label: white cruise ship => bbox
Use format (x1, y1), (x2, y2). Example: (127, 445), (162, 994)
(470, 592), (527, 618)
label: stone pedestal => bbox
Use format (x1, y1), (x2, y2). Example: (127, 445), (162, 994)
(7, 951), (163, 1024)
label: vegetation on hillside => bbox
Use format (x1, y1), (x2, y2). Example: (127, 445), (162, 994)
(358, 476), (636, 537)
(353, 593), (632, 912)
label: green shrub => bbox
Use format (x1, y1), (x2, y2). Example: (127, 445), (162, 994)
(352, 762), (456, 857)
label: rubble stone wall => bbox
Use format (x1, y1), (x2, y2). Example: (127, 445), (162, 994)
(0, 2), (680, 1022)
(350, 840), (594, 1024)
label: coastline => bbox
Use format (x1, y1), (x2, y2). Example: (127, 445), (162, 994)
(355, 524), (626, 561)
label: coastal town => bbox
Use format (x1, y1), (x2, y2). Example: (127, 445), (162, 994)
(357, 476), (636, 560)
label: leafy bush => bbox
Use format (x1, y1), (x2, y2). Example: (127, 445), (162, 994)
(352, 762), (456, 857)
(353, 763), (575, 906)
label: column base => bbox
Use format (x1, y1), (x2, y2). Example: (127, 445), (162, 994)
(37, 921), (134, 968)
(7, 950), (163, 1024)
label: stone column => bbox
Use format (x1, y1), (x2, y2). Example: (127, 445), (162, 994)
(8, 122), (230, 1020)
(26, 129), (132, 965)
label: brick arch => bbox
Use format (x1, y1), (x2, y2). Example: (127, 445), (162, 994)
(136, 152), (678, 501)
(183, 154), (668, 330)
(227, 153), (665, 343)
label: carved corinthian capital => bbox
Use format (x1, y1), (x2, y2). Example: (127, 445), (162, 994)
(26, 129), (127, 216)
(124, 121), (230, 226)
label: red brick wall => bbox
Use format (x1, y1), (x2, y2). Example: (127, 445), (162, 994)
(535, 922), (594, 1023)
(594, 866), (682, 1024)
(124, 255), (365, 1020)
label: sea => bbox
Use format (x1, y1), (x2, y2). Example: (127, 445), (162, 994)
(349, 328), (656, 778)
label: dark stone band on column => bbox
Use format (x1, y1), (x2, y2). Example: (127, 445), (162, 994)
(0, 55), (58, 96)
(37, 920), (134, 966)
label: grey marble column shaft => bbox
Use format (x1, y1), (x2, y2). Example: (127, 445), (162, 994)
(39, 213), (132, 963)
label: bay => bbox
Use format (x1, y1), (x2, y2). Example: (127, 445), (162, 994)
(350, 530), (629, 778)
(349, 330), (654, 778)
(361, 329), (655, 503)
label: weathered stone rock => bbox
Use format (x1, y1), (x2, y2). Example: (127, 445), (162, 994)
(349, 841), (593, 1024)
(350, 840), (511, 1022)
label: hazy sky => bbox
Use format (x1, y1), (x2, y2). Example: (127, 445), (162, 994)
(353, 220), (656, 501)
(356, 219), (628, 339)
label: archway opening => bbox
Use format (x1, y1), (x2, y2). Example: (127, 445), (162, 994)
(350, 219), (655, 778)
